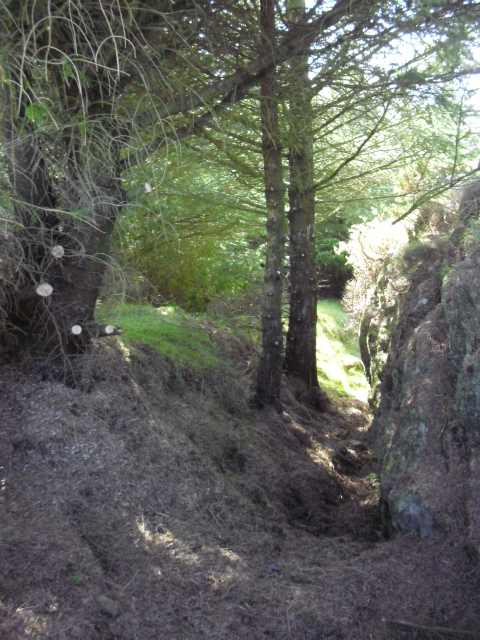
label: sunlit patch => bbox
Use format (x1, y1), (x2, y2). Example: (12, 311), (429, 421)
(156, 306), (176, 316)
(218, 547), (242, 565)
(134, 518), (249, 592)
(316, 300), (369, 402)
(206, 565), (239, 591)
(15, 606), (48, 637)
(116, 338), (131, 362)
(136, 515), (154, 542)
(135, 519), (202, 567)
(305, 440), (334, 469)
(97, 303), (224, 374)
(125, 377), (143, 401)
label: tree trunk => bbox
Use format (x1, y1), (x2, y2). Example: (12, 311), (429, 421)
(3, 136), (124, 360)
(255, 0), (287, 410)
(284, 0), (319, 389)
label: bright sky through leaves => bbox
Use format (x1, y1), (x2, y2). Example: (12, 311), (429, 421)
(303, 0), (480, 117)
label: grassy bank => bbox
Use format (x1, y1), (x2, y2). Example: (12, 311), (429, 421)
(98, 300), (368, 403)
(316, 299), (368, 402)
(97, 303), (223, 375)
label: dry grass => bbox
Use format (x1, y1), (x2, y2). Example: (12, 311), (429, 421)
(1, 336), (480, 639)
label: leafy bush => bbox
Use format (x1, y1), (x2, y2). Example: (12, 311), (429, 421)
(109, 150), (265, 311)
(340, 219), (412, 332)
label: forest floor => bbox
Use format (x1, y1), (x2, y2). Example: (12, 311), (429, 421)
(1, 321), (480, 639)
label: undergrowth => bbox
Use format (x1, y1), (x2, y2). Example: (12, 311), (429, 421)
(96, 302), (252, 415)
(98, 300), (368, 405)
(316, 300), (368, 402)
(97, 303), (223, 375)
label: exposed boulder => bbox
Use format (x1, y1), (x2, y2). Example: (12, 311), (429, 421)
(362, 181), (480, 554)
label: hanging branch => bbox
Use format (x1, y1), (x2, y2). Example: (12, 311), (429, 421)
(391, 167), (480, 226)
(312, 95), (395, 193)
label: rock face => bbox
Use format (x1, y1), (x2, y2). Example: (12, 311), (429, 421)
(362, 181), (480, 554)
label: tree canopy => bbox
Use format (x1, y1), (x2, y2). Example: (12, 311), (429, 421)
(1, 0), (479, 402)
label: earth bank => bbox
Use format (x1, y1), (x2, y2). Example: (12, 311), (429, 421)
(1, 326), (480, 638)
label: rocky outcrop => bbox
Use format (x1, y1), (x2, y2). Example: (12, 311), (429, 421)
(362, 181), (480, 554)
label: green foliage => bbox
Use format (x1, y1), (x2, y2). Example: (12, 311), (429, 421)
(24, 102), (54, 128)
(316, 300), (368, 402)
(440, 263), (453, 283)
(467, 218), (480, 244)
(115, 149), (264, 311)
(368, 473), (381, 492)
(316, 218), (354, 294)
(114, 26), (479, 312)
(310, 71), (479, 284)
(2, 0), (480, 384)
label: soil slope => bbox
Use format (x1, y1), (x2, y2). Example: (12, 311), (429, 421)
(1, 339), (480, 639)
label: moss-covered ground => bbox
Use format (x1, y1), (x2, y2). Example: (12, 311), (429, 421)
(316, 300), (369, 402)
(98, 300), (369, 403)
(97, 303), (223, 375)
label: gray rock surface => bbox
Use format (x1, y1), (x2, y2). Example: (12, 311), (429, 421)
(363, 181), (480, 554)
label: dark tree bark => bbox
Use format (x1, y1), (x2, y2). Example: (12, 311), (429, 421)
(284, 0), (319, 389)
(2, 84), (124, 360)
(255, 0), (287, 410)
(5, 138), (125, 358)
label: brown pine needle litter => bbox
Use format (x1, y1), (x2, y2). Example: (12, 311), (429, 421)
(1, 336), (480, 639)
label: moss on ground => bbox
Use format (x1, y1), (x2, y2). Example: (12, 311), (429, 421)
(316, 300), (369, 402)
(97, 303), (223, 375)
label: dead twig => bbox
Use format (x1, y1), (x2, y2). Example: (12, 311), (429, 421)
(388, 619), (480, 638)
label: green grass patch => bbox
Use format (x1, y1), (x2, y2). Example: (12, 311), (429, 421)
(316, 300), (368, 402)
(98, 301), (367, 403)
(97, 303), (223, 374)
